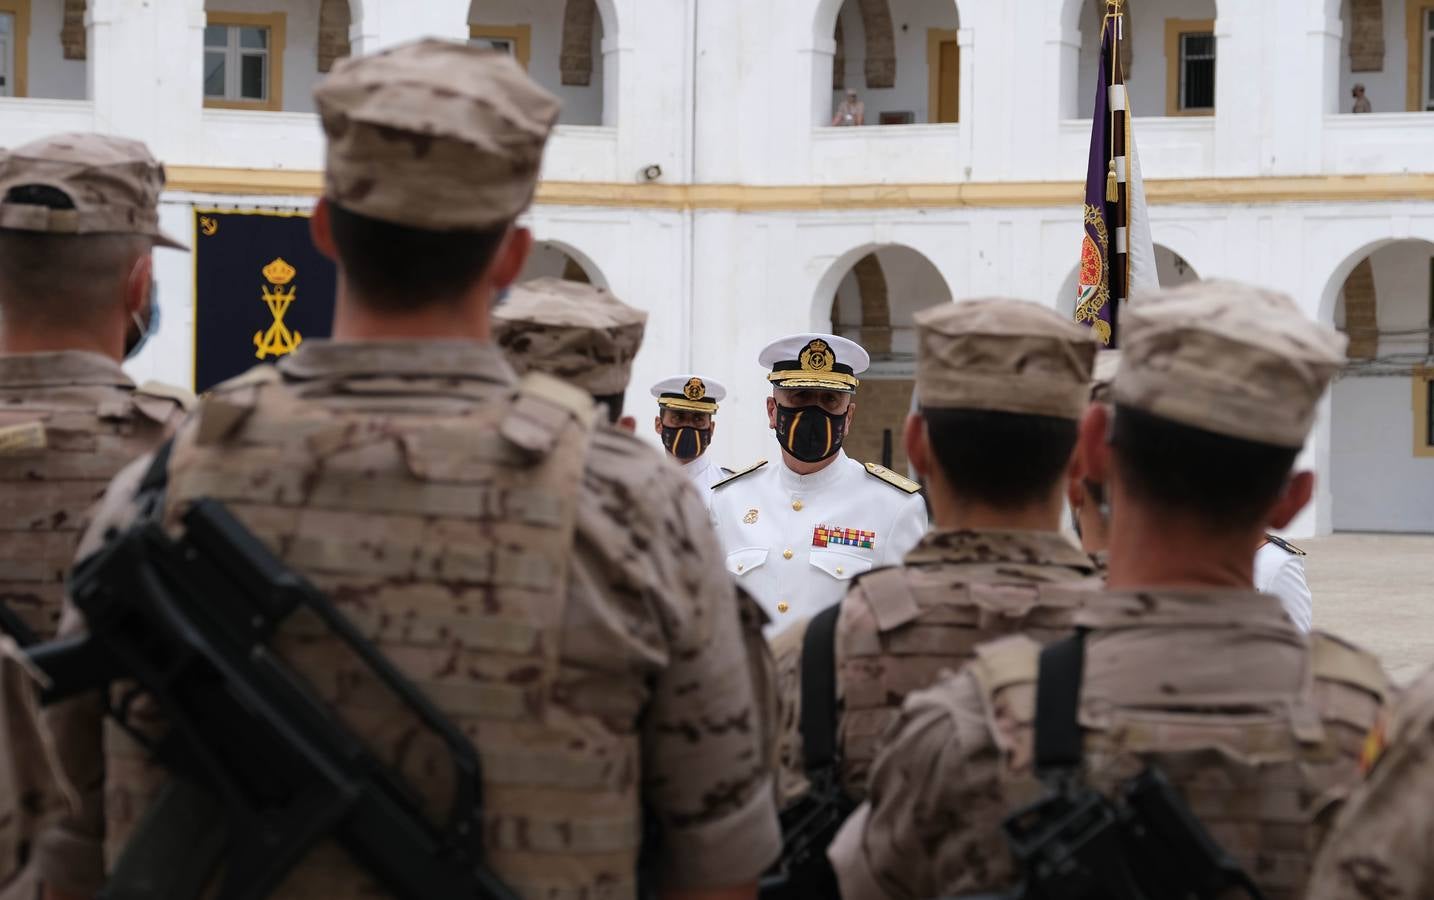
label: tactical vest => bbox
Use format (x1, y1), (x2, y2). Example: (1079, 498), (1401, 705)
(835, 563), (1102, 799)
(0, 371), (187, 640)
(968, 630), (1391, 900)
(101, 364), (655, 900)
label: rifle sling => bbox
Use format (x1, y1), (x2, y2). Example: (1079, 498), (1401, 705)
(1033, 629), (1087, 774)
(799, 603), (842, 774)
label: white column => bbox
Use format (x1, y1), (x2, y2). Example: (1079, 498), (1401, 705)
(88, 0), (206, 163)
(1211, 4), (1262, 175)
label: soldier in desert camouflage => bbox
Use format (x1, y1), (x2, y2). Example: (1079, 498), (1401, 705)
(493, 276), (647, 432)
(35, 40), (779, 900)
(829, 281), (1392, 900)
(0, 132), (193, 900)
(770, 298), (1103, 809)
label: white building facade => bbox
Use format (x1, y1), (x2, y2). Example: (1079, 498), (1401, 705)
(2, 0), (1432, 535)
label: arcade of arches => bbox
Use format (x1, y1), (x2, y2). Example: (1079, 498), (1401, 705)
(826, 246), (951, 473)
(1331, 239), (1434, 533)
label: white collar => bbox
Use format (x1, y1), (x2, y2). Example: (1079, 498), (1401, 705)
(777, 449), (851, 492)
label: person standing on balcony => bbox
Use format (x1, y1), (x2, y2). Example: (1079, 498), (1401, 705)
(710, 333), (927, 634)
(1352, 83), (1373, 113)
(832, 90), (865, 126)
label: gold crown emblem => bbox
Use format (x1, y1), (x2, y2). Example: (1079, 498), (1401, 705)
(683, 377), (706, 401)
(799, 339), (834, 373)
(262, 257), (296, 286)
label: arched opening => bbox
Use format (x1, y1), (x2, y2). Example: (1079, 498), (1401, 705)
(1056, 243), (1199, 318)
(0, 0), (89, 99)
(467, 0), (612, 126)
(518, 240), (606, 287)
(820, 244), (952, 472)
(822, 0), (959, 126)
(1337, 0), (1427, 113)
(1068, 0), (1218, 119)
(202, 0), (357, 112)
(1328, 238), (1434, 532)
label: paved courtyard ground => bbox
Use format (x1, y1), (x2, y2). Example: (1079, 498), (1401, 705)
(1304, 532), (1434, 684)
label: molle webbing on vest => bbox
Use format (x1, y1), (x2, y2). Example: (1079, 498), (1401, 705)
(970, 629), (1389, 900)
(835, 567), (1093, 800)
(114, 368), (645, 899)
(0, 390), (176, 639)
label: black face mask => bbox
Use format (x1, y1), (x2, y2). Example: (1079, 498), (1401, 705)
(774, 404), (848, 463)
(662, 425), (711, 462)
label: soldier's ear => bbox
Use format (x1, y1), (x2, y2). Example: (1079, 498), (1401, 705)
(488, 226), (534, 291)
(310, 199), (337, 261)
(1267, 471), (1314, 530)
(124, 251), (153, 320)
(1077, 403), (1111, 489)
(903, 412), (928, 480)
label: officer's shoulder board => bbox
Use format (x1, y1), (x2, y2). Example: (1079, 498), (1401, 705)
(1263, 533), (1307, 557)
(712, 458), (767, 490)
(864, 461), (921, 494)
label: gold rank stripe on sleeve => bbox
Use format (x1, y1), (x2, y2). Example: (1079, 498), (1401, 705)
(863, 461), (921, 494)
(711, 458), (767, 490)
(1263, 534), (1307, 557)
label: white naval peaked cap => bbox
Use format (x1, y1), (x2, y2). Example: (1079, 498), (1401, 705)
(759, 333), (870, 394)
(651, 375), (726, 413)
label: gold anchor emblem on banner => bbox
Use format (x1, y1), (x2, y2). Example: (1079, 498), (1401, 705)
(254, 257), (302, 360)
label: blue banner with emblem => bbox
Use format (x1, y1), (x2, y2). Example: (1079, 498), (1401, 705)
(193, 209), (337, 392)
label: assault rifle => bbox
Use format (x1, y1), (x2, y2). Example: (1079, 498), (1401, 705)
(26, 488), (518, 900)
(759, 603), (852, 899)
(952, 633), (1265, 900)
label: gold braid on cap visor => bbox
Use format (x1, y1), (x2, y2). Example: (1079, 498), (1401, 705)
(657, 395), (719, 413)
(766, 371), (860, 388)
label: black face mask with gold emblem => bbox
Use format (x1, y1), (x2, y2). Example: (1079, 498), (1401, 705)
(662, 425), (712, 462)
(774, 404), (848, 463)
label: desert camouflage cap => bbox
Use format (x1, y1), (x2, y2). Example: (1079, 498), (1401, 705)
(1089, 349), (1122, 404)
(314, 38), (561, 231)
(1114, 280), (1347, 447)
(0, 132), (185, 249)
(494, 277), (647, 395)
(913, 298), (1098, 419)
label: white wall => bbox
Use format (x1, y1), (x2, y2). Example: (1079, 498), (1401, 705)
(26, 0), (86, 100)
(830, 0), (958, 125)
(1076, 0), (1217, 119)
(205, 0), (323, 113)
(1330, 240), (1434, 532)
(1339, 0), (1408, 114)
(469, 0), (605, 127)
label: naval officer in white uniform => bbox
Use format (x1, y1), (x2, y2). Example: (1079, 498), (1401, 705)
(651, 374), (728, 495)
(710, 333), (928, 632)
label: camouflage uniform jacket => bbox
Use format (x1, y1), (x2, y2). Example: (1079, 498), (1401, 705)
(0, 350), (189, 900)
(829, 589), (1392, 900)
(35, 340), (780, 899)
(773, 528), (1101, 806)
(1306, 663), (1434, 900)
(0, 350), (190, 638)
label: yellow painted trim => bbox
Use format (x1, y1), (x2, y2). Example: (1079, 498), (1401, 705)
(926, 28), (959, 124)
(1407, 0), (1434, 111)
(163, 168), (1434, 210)
(468, 23), (532, 71)
(0, 0), (31, 98)
(1164, 18), (1216, 117)
(204, 11), (286, 112)
(1415, 368), (1434, 457)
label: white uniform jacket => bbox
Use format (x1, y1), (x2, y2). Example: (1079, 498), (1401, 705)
(710, 450), (928, 634)
(1255, 539), (1313, 632)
